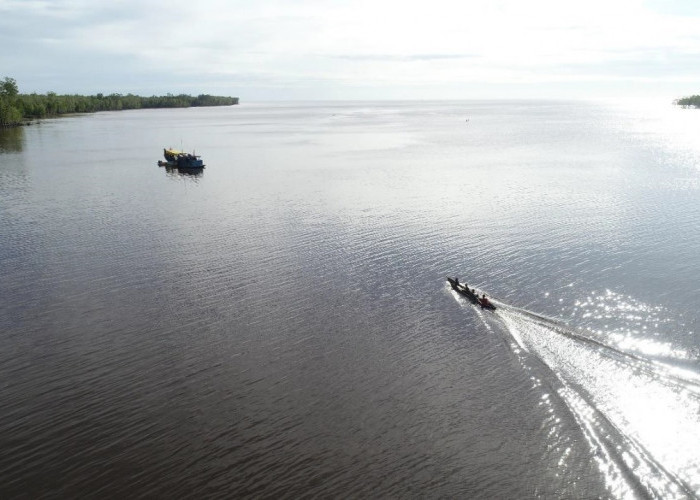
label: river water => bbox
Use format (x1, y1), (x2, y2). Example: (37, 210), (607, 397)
(1, 101), (699, 498)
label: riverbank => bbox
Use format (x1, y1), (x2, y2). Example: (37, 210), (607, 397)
(0, 76), (239, 127)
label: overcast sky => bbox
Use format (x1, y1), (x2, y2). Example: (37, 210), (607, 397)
(1, 0), (699, 100)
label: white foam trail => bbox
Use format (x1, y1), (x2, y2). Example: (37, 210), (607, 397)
(495, 305), (700, 498)
(449, 286), (700, 498)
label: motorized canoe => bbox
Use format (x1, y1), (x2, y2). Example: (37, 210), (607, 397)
(446, 277), (496, 310)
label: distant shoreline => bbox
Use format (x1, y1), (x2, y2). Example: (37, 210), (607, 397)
(0, 76), (239, 127)
(1, 93), (239, 128)
(675, 95), (700, 108)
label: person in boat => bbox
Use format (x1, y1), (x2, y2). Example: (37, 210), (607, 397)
(455, 277), (459, 286)
(471, 288), (476, 296)
(480, 294), (491, 307)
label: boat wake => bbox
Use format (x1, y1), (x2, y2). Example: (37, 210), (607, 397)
(449, 286), (700, 498)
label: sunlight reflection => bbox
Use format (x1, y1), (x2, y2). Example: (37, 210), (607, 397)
(570, 290), (688, 364)
(497, 303), (700, 497)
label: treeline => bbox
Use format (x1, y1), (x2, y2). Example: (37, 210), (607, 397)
(0, 77), (238, 127)
(675, 95), (700, 108)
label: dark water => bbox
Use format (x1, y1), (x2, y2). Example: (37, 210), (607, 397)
(1, 101), (699, 498)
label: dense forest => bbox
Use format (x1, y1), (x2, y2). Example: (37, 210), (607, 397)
(675, 95), (700, 108)
(0, 77), (238, 127)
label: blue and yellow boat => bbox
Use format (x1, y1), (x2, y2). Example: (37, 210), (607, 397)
(158, 148), (205, 168)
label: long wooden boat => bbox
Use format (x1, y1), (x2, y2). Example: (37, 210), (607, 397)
(446, 277), (496, 310)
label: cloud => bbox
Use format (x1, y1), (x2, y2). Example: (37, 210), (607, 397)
(332, 54), (478, 62)
(1, 0), (700, 98)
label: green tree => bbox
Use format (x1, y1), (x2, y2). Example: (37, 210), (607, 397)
(0, 77), (18, 97)
(0, 97), (22, 126)
(676, 95), (700, 108)
(0, 77), (21, 126)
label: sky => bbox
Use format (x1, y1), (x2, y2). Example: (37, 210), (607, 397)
(1, 0), (699, 101)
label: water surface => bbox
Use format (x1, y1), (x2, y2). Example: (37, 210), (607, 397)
(1, 100), (699, 498)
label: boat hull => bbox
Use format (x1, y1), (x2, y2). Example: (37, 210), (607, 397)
(158, 160), (205, 169)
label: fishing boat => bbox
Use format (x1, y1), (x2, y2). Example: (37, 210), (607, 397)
(157, 148), (205, 168)
(446, 277), (496, 310)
